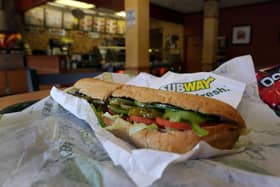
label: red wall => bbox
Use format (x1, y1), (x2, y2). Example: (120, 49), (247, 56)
(16, 0), (48, 11)
(184, 14), (203, 36)
(184, 1), (280, 69)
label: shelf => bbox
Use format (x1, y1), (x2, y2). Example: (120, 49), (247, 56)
(98, 46), (125, 50)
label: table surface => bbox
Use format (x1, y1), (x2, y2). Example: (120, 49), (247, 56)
(0, 89), (50, 110)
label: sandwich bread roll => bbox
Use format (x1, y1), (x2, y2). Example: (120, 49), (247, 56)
(69, 78), (246, 154)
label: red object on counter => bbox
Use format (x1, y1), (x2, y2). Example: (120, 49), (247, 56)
(0, 33), (22, 49)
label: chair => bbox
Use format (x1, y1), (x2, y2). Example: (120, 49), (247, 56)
(0, 54), (28, 96)
(0, 71), (5, 95)
(26, 68), (103, 92)
(0, 68), (29, 96)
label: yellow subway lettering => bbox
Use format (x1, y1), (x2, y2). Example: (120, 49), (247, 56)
(196, 81), (205, 90)
(201, 77), (215, 89)
(184, 82), (197, 92)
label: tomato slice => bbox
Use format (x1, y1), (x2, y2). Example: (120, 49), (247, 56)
(128, 115), (155, 125)
(155, 117), (191, 130)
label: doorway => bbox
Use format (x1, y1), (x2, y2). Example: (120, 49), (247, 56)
(185, 35), (202, 72)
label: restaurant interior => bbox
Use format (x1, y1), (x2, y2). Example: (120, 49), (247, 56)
(1, 1), (280, 186)
(0, 0), (279, 100)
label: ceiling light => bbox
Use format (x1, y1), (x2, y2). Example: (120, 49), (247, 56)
(115, 11), (126, 17)
(55, 0), (95, 9)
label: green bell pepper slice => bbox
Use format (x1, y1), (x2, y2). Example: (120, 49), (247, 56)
(163, 109), (210, 136)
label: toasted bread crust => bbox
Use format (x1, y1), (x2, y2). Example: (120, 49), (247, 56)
(102, 116), (240, 153)
(74, 78), (245, 129)
(74, 78), (122, 100)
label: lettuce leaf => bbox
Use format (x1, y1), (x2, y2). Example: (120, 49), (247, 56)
(128, 123), (158, 136)
(103, 113), (158, 135)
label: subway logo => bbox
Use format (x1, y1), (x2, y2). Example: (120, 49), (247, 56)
(160, 77), (215, 92)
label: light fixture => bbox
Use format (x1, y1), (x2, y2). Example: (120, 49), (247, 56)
(115, 11), (126, 17)
(55, 0), (95, 9)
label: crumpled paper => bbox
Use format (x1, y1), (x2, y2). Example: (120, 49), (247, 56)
(50, 56), (252, 187)
(1, 55), (280, 187)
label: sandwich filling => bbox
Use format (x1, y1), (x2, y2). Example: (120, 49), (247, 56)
(67, 88), (237, 137)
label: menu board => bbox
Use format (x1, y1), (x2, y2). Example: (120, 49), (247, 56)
(93, 16), (105, 33)
(45, 8), (62, 28)
(105, 18), (117, 34)
(79, 15), (93, 31)
(63, 11), (78, 30)
(24, 7), (44, 26)
(24, 6), (125, 36)
(117, 20), (126, 34)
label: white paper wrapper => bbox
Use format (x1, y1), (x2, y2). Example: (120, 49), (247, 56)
(127, 72), (245, 108)
(51, 87), (246, 187)
(50, 56), (252, 187)
(1, 55), (280, 187)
